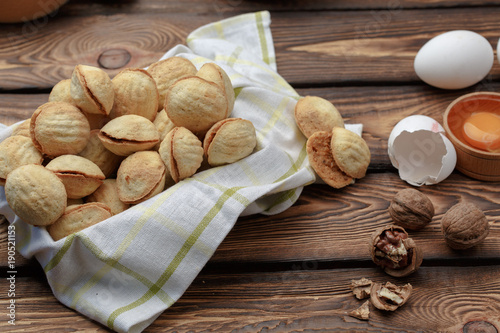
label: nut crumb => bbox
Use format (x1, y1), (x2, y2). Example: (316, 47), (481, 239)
(349, 300), (370, 320)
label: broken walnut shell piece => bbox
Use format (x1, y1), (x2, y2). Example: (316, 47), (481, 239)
(98, 115), (160, 156)
(349, 277), (373, 300)
(441, 202), (490, 250)
(159, 127), (203, 183)
(349, 300), (370, 321)
(389, 188), (434, 230)
(370, 281), (412, 311)
(45, 155), (105, 199)
(369, 225), (423, 277)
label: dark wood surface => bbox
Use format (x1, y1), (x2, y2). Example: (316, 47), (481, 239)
(1, 1), (500, 332)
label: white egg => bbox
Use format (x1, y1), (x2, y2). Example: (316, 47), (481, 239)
(388, 115), (457, 186)
(414, 30), (494, 89)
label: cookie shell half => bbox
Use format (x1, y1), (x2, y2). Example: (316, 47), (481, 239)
(331, 127), (371, 179)
(306, 131), (353, 189)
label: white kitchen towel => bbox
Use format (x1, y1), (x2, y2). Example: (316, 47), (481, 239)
(0, 11), (319, 332)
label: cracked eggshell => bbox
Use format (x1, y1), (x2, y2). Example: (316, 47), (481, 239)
(388, 115), (457, 186)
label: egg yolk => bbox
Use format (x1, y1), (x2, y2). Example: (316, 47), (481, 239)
(462, 112), (500, 152)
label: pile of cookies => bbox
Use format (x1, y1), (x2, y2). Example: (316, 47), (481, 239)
(295, 96), (371, 188)
(0, 57), (257, 241)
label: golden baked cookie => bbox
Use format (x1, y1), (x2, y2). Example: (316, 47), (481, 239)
(331, 127), (371, 179)
(0, 135), (44, 186)
(46, 155), (105, 199)
(86, 178), (130, 215)
(116, 151), (166, 204)
(159, 127), (203, 183)
(5, 164), (67, 226)
(47, 202), (112, 241)
(48, 79), (73, 104)
(203, 118), (257, 166)
(165, 76), (228, 136)
(197, 63), (235, 117)
(79, 129), (123, 177)
(70, 64), (114, 115)
(153, 109), (176, 150)
(11, 119), (31, 137)
(307, 131), (353, 189)
(147, 56), (197, 111)
(109, 68), (159, 121)
(295, 96), (344, 138)
(30, 101), (91, 158)
(98, 114), (160, 156)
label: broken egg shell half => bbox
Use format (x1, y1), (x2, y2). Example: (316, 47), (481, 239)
(388, 115), (457, 186)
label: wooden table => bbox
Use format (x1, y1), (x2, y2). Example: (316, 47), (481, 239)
(1, 1), (500, 332)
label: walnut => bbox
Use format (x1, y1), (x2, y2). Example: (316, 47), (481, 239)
(370, 281), (412, 311)
(441, 202), (490, 250)
(389, 188), (434, 230)
(369, 225), (423, 277)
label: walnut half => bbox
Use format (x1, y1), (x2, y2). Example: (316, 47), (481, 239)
(369, 225), (423, 277)
(370, 281), (412, 311)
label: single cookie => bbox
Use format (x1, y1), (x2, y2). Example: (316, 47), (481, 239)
(49, 79), (73, 104)
(153, 108), (176, 150)
(159, 127), (203, 183)
(164, 76), (228, 136)
(11, 119), (31, 138)
(30, 101), (91, 158)
(203, 118), (256, 166)
(307, 131), (353, 189)
(116, 151), (166, 204)
(5, 164), (67, 226)
(86, 178), (130, 215)
(147, 57), (197, 111)
(70, 64), (114, 115)
(98, 114), (160, 156)
(109, 68), (159, 121)
(45, 155), (105, 199)
(0, 135), (44, 185)
(331, 127), (370, 179)
(295, 96), (344, 138)
(79, 129), (123, 177)
(197, 62), (235, 117)
(47, 202), (112, 241)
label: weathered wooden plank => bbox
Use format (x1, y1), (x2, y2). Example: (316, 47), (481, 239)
(1, 8), (500, 90)
(1, 266), (499, 332)
(2, 171), (499, 269)
(59, 0), (500, 15)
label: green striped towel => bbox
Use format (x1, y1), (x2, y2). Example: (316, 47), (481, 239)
(0, 11), (317, 332)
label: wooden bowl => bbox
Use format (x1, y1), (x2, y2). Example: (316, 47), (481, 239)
(0, 0), (67, 23)
(443, 92), (500, 181)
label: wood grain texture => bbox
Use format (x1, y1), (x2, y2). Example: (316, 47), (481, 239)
(1, 266), (500, 332)
(1, 7), (500, 89)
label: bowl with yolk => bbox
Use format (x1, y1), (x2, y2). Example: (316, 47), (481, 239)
(444, 92), (500, 181)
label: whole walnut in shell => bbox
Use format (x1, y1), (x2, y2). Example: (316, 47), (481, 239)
(369, 225), (423, 277)
(389, 188), (434, 230)
(441, 202), (489, 250)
